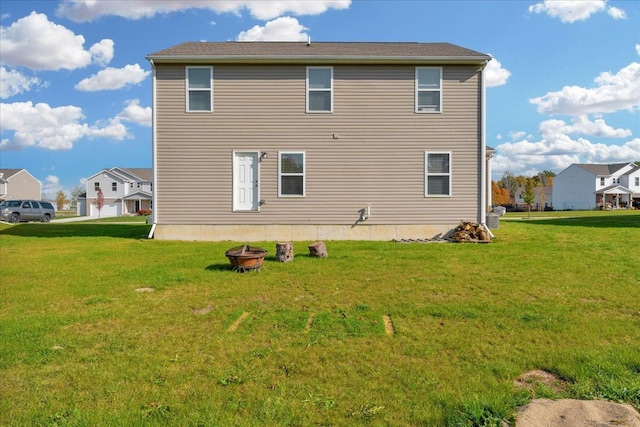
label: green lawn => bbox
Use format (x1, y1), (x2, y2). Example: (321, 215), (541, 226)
(1, 211), (639, 426)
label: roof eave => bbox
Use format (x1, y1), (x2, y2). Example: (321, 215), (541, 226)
(146, 54), (491, 66)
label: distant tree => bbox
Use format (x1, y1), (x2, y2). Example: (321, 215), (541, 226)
(499, 171), (521, 205)
(55, 191), (69, 211)
(535, 181), (546, 211)
(94, 187), (104, 220)
(70, 185), (84, 208)
(537, 170), (556, 187)
(521, 178), (536, 218)
(491, 181), (509, 206)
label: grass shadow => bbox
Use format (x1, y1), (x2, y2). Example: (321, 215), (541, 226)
(205, 263), (235, 272)
(0, 223), (151, 239)
(508, 213), (639, 229)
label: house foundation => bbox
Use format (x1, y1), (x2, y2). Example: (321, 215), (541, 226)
(152, 223), (458, 242)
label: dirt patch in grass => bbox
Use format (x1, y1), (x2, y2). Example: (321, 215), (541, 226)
(516, 399), (640, 426)
(514, 369), (569, 394)
(227, 312), (250, 332)
(191, 304), (212, 315)
(135, 287), (155, 293)
(382, 314), (395, 335)
(514, 370), (640, 426)
(305, 313), (314, 332)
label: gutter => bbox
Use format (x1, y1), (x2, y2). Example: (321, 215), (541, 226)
(148, 58), (158, 239)
(480, 57), (489, 228)
(145, 54), (492, 66)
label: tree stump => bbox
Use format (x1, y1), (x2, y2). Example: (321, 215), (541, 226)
(308, 241), (328, 258)
(275, 242), (294, 262)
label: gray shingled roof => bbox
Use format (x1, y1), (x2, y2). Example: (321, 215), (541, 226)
(0, 169), (23, 180)
(147, 42), (490, 64)
(576, 163), (633, 176)
(119, 168), (152, 181)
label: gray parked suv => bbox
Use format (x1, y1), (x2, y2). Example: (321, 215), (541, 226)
(0, 200), (56, 223)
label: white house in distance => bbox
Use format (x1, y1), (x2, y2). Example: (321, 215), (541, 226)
(552, 162), (640, 210)
(77, 167), (152, 217)
(0, 169), (41, 201)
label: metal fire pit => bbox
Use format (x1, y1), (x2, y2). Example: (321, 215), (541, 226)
(225, 245), (267, 272)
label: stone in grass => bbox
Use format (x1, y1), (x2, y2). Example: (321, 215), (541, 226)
(135, 287), (155, 293)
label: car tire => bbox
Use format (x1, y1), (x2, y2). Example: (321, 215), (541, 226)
(10, 213), (20, 223)
(42, 215), (50, 223)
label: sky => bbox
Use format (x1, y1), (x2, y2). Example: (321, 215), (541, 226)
(1, 0), (639, 199)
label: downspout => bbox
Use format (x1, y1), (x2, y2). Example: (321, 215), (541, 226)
(148, 59), (157, 239)
(480, 59), (488, 227)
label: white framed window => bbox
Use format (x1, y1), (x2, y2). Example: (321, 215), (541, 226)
(186, 66), (213, 112)
(112, 182), (117, 191)
(306, 67), (333, 113)
(416, 67), (442, 113)
(425, 152), (451, 197)
(635, 177), (639, 186)
(94, 182), (100, 190)
(279, 152), (305, 197)
(600, 177), (605, 186)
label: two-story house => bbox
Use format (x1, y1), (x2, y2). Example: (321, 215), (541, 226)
(0, 169), (41, 201)
(146, 41), (492, 241)
(77, 167), (152, 217)
(552, 162), (640, 210)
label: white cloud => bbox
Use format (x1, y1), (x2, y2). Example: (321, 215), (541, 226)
(237, 16), (308, 41)
(0, 12), (113, 71)
(540, 115), (631, 138)
(244, 0), (351, 20)
(0, 67), (46, 98)
(509, 131), (527, 141)
(117, 99), (152, 127)
(0, 101), (130, 151)
(42, 175), (62, 200)
(89, 39), (115, 66)
(636, 44), (640, 55)
(607, 6), (626, 19)
(492, 136), (640, 179)
(491, 117), (640, 179)
(528, 0), (625, 23)
(75, 64), (150, 92)
(484, 56), (511, 88)
(530, 62), (640, 115)
(57, 0), (351, 22)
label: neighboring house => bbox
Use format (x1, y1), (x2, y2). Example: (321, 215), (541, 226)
(0, 169), (41, 201)
(146, 41), (492, 241)
(77, 167), (152, 217)
(553, 162), (640, 210)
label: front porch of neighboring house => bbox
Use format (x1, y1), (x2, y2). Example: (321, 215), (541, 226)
(123, 191), (152, 215)
(596, 185), (635, 209)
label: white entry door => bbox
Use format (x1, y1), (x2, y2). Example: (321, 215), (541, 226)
(233, 151), (259, 211)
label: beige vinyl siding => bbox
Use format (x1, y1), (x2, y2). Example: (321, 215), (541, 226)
(154, 64), (481, 225)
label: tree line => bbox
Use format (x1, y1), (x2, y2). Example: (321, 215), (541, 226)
(492, 170), (556, 210)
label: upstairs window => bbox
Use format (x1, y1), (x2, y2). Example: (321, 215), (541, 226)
(279, 152), (305, 197)
(112, 182), (117, 191)
(600, 177), (605, 186)
(416, 67), (442, 113)
(186, 66), (213, 112)
(94, 182), (100, 190)
(635, 177), (639, 186)
(425, 152), (451, 197)
(307, 67), (333, 113)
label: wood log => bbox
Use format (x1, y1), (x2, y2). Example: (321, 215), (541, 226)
(275, 242), (294, 262)
(450, 221), (492, 242)
(308, 241), (328, 258)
